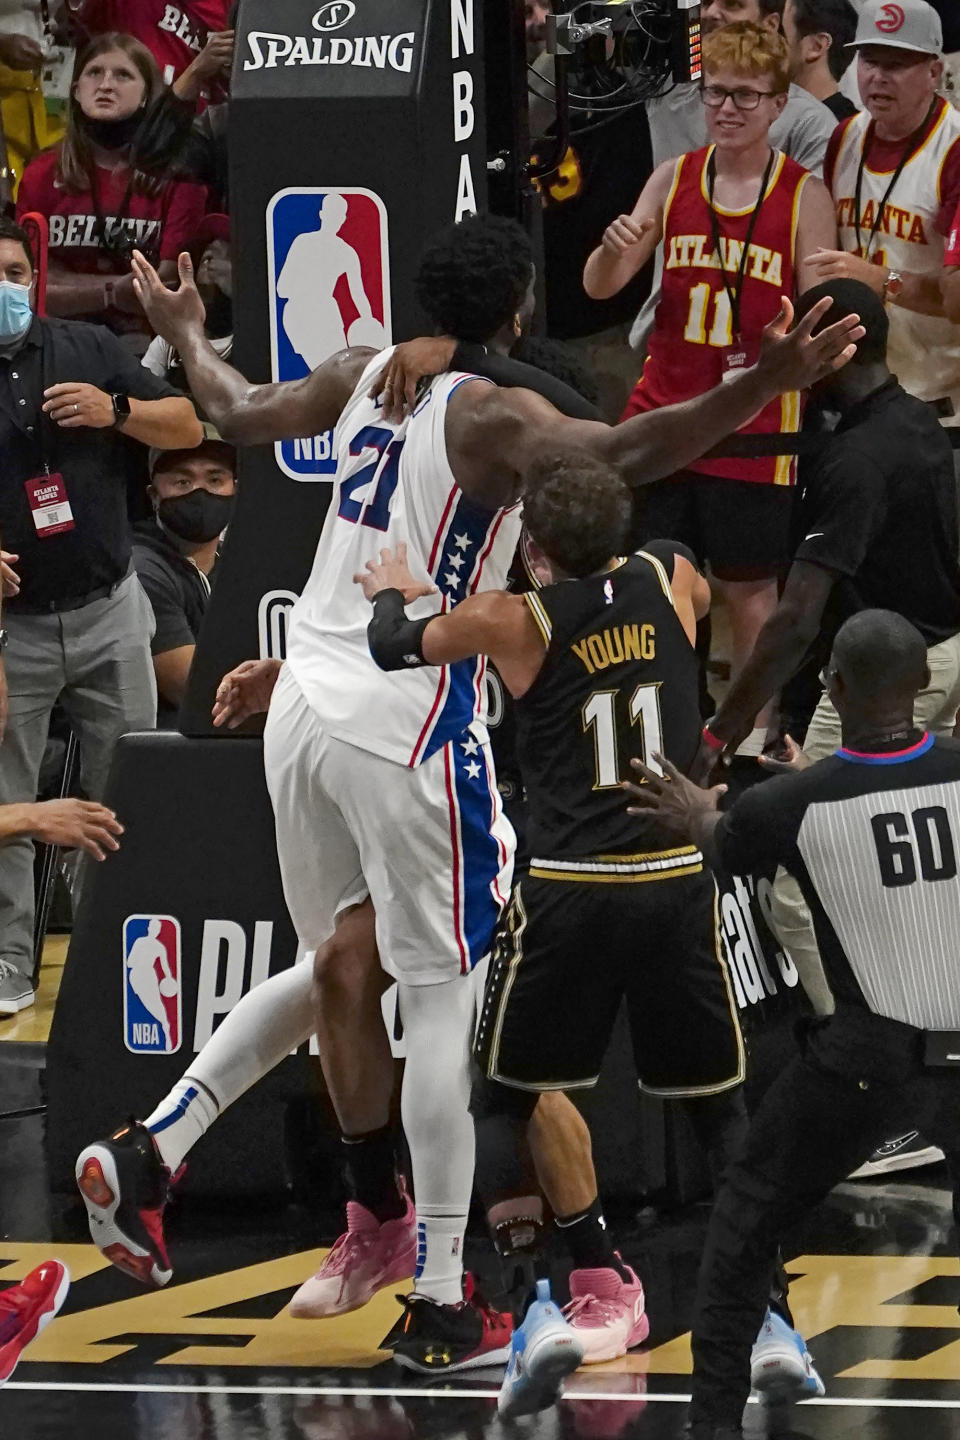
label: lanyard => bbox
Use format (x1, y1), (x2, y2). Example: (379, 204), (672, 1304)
(706, 146), (776, 342)
(853, 98), (937, 259)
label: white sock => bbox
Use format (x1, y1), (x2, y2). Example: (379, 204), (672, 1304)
(145, 957), (316, 1173)
(735, 726), (767, 758)
(145, 1078), (218, 1172)
(398, 978), (476, 1305)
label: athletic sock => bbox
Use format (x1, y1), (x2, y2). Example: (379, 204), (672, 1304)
(145, 1078), (220, 1173)
(555, 1197), (629, 1278)
(414, 1208), (467, 1304)
(341, 1125), (406, 1222)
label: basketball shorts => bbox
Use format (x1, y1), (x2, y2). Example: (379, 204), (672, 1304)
(474, 856), (744, 1095)
(633, 472), (796, 580)
(263, 665), (515, 985)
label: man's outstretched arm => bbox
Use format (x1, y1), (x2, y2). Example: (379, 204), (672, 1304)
(131, 250), (373, 445)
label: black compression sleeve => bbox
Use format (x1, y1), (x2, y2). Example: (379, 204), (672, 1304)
(450, 341), (604, 423)
(367, 589), (433, 671)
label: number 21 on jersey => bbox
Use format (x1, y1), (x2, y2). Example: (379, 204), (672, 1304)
(583, 683), (664, 789)
(337, 425), (405, 530)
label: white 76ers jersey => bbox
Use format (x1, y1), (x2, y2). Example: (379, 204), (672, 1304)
(284, 349), (523, 767)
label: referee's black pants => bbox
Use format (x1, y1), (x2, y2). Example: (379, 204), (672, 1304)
(689, 1005), (960, 1430)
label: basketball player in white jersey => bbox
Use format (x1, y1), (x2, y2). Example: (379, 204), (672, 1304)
(811, 0), (960, 421)
(78, 215), (859, 1369)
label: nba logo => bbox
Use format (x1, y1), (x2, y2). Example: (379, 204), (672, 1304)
(123, 915), (182, 1055)
(266, 187), (392, 481)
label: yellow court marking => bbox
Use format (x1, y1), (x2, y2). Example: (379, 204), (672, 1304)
(610, 1255), (960, 1382)
(1, 1245), (405, 1370)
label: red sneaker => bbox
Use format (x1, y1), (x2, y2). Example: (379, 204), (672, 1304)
(386, 1273), (513, 1373)
(564, 1262), (649, 1364)
(289, 1180), (417, 1319)
(76, 1120), (181, 1287)
(0, 1260), (71, 1384)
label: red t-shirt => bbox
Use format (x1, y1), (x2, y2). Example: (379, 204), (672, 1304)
(78, 0), (229, 92)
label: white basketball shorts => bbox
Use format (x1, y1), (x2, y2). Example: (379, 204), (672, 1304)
(263, 665), (515, 985)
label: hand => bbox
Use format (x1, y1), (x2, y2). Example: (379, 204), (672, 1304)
(42, 382), (115, 428)
(1, 551), (20, 599)
(756, 295), (866, 396)
(600, 214), (655, 259)
(689, 735), (728, 788)
(354, 542), (439, 603)
(369, 337), (456, 422)
(131, 249), (206, 348)
(758, 733), (811, 775)
(26, 798), (123, 860)
(192, 29), (234, 78)
(0, 33), (43, 71)
(211, 658), (282, 729)
(807, 248), (887, 297)
(621, 752), (727, 838)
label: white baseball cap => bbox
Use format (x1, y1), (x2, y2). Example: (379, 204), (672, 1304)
(847, 0), (942, 56)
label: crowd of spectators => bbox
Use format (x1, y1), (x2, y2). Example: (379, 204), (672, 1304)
(2, 0), (960, 1042)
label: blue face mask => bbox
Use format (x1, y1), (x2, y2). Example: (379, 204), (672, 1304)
(0, 281), (32, 339)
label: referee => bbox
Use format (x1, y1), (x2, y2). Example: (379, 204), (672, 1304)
(625, 609), (960, 1440)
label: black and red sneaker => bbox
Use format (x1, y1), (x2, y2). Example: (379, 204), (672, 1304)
(75, 1121), (181, 1287)
(384, 1273), (513, 1374)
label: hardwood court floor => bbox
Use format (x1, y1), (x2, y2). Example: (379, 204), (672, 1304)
(3, 1050), (960, 1440)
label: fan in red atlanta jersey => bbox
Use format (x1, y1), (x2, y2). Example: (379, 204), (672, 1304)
(583, 21), (837, 757)
(16, 32), (207, 339)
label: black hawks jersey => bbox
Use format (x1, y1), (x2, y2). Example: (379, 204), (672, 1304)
(515, 545), (701, 861)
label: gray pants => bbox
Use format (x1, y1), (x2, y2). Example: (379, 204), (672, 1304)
(0, 572), (157, 977)
(768, 630), (960, 1015)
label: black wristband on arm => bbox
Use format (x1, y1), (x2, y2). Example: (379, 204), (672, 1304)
(367, 589), (433, 671)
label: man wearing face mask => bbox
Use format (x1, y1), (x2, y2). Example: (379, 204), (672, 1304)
(132, 428), (236, 723)
(0, 215), (201, 1015)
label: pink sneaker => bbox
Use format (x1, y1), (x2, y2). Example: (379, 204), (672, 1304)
(564, 1262), (650, 1364)
(289, 1184), (416, 1319)
(0, 1260), (71, 1384)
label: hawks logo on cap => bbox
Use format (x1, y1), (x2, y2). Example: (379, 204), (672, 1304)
(877, 3), (905, 32)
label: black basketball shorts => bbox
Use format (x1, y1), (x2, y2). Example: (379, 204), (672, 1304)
(474, 855), (745, 1096)
(634, 473), (796, 581)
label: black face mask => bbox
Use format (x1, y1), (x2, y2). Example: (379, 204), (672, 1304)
(80, 107), (145, 151)
(156, 489), (234, 544)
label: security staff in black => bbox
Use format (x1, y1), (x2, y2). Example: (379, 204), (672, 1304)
(624, 608), (960, 1440)
(361, 452), (746, 1334)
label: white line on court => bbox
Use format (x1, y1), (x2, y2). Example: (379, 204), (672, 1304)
(6, 1382), (960, 1408)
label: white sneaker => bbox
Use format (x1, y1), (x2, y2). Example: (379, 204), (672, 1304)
(750, 1308), (825, 1404)
(848, 1132), (945, 1179)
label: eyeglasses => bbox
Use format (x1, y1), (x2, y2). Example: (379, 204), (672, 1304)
(699, 83), (779, 110)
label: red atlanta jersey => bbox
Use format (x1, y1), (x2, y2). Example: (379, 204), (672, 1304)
(17, 151), (207, 272)
(624, 146), (811, 485)
(77, 0), (229, 100)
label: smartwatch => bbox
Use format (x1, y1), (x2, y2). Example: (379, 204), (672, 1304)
(111, 392), (131, 429)
(0, 630), (9, 653)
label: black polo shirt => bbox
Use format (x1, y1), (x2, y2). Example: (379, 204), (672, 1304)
(793, 378), (960, 648)
(0, 316), (180, 610)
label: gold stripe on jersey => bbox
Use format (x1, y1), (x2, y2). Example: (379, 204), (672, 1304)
(529, 848), (704, 883)
(662, 153), (686, 233)
(775, 385), (801, 486)
(637, 548), (676, 608)
(523, 591), (552, 646)
(698, 147), (787, 216)
(639, 885), (747, 1097)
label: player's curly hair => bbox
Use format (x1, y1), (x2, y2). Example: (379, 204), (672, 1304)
(415, 214), (534, 343)
(523, 452), (631, 579)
